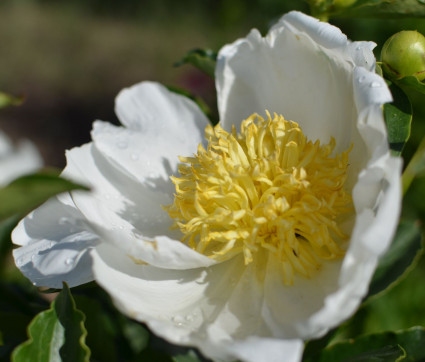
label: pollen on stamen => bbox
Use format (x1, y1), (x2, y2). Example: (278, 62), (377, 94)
(165, 111), (353, 285)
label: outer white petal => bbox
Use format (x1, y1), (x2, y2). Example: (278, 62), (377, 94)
(63, 137), (215, 270)
(92, 244), (303, 362)
(12, 194), (99, 288)
(100, 81), (210, 182)
(0, 131), (42, 185)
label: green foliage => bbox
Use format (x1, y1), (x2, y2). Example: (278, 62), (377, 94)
(402, 137), (425, 195)
(0, 91), (24, 109)
(384, 83), (412, 155)
(175, 49), (217, 78)
(317, 327), (425, 361)
(172, 350), (202, 362)
(367, 219), (423, 298)
(12, 283), (90, 362)
(396, 75), (425, 95)
(0, 170), (89, 222)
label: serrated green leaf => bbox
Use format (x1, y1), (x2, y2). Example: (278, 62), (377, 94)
(0, 170), (89, 222)
(367, 219), (422, 299)
(175, 49), (217, 78)
(384, 83), (412, 155)
(12, 283), (90, 362)
(0, 91), (24, 109)
(317, 327), (425, 362)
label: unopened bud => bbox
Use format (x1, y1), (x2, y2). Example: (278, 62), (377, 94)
(381, 30), (425, 82)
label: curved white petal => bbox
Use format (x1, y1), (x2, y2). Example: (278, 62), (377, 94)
(92, 244), (303, 362)
(12, 194), (98, 288)
(102, 81), (210, 183)
(0, 132), (42, 185)
(63, 142), (214, 269)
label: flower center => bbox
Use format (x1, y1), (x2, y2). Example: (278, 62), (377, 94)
(166, 112), (352, 285)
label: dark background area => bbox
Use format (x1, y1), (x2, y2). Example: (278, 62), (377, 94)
(1, 0), (424, 167)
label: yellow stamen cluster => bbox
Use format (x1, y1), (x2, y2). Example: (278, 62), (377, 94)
(166, 112), (352, 284)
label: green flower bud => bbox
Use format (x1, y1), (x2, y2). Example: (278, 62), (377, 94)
(381, 30), (425, 82)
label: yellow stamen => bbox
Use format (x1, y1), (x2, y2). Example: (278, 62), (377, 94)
(165, 112), (353, 285)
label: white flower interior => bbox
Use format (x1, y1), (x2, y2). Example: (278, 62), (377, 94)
(167, 112), (352, 285)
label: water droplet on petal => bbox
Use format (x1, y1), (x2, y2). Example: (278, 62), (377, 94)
(119, 225), (124, 230)
(358, 75), (366, 83)
(172, 315), (184, 327)
(130, 153), (139, 161)
(65, 258), (74, 265)
(356, 45), (362, 51)
(370, 81), (382, 88)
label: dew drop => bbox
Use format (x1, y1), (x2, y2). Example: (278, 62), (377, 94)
(185, 314), (194, 322)
(130, 153), (139, 161)
(358, 75), (366, 83)
(355, 45), (362, 51)
(370, 81), (382, 88)
(116, 141), (128, 149)
(172, 315), (184, 327)
(65, 258), (73, 265)
(119, 225), (124, 230)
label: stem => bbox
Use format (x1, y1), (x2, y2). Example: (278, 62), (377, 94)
(402, 136), (425, 195)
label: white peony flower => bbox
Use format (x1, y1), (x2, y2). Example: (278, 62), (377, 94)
(0, 131), (42, 185)
(12, 11), (401, 362)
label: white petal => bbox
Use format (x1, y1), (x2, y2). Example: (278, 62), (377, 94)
(12, 195), (98, 288)
(92, 244), (235, 359)
(0, 135), (42, 185)
(63, 142), (214, 269)
(93, 244), (302, 361)
(98, 81), (209, 183)
(220, 337), (304, 362)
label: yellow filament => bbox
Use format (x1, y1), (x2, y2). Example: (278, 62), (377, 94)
(166, 112), (353, 285)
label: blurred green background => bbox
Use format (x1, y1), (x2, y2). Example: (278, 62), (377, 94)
(1, 0), (425, 358)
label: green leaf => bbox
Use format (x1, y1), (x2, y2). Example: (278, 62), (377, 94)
(0, 215), (21, 273)
(303, 328), (338, 362)
(12, 283), (90, 362)
(316, 327), (425, 362)
(402, 137), (425, 195)
(384, 83), (412, 155)
(175, 49), (217, 78)
(0, 170), (89, 222)
(172, 350), (201, 362)
(335, 0), (425, 18)
(396, 75), (425, 94)
(0, 91), (24, 109)
(367, 219), (423, 299)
